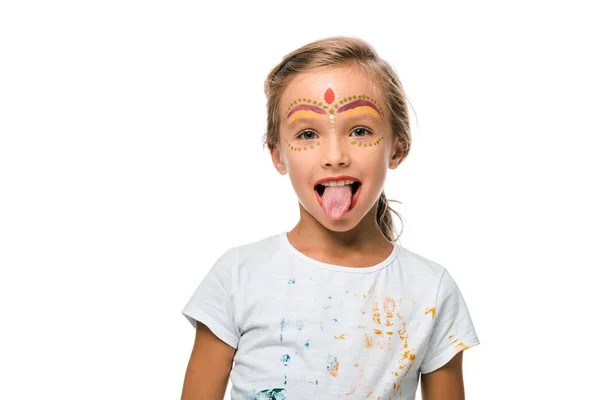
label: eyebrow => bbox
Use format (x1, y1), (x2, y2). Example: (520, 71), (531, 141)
(287, 111), (381, 132)
(337, 99), (381, 115)
(287, 115), (324, 130)
(286, 104), (327, 119)
(343, 111), (382, 125)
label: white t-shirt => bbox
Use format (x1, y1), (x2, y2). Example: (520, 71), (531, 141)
(182, 232), (480, 400)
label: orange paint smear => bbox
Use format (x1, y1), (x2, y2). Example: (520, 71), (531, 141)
(383, 297), (396, 319)
(425, 307), (436, 319)
(372, 300), (381, 324)
(329, 359), (340, 377)
(454, 342), (470, 354)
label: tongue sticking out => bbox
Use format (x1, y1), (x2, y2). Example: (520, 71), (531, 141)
(321, 185), (352, 219)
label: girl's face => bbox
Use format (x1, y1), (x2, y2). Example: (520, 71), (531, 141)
(271, 64), (404, 231)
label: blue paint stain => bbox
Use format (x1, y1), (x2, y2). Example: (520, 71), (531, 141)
(281, 353), (291, 366)
(296, 338), (311, 357)
(320, 321), (323, 330)
(280, 318), (287, 342)
(346, 290), (349, 294)
(296, 320), (304, 331)
(284, 375), (287, 385)
(333, 318), (338, 323)
(328, 296), (332, 299)
(288, 278), (295, 284)
(326, 354), (339, 374)
(252, 388), (287, 399)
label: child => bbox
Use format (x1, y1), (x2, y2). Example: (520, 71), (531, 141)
(181, 36), (480, 400)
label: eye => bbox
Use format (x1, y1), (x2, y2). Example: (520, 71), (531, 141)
(350, 127), (373, 137)
(297, 130), (319, 140)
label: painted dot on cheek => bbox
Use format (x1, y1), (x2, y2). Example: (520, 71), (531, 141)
(311, 145), (314, 149)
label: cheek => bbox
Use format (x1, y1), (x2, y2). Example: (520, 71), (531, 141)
(285, 147), (318, 174)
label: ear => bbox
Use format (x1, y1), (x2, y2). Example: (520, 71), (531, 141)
(389, 135), (406, 170)
(270, 144), (288, 175)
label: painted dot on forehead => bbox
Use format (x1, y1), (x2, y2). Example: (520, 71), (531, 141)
(319, 83), (338, 132)
(324, 88), (335, 104)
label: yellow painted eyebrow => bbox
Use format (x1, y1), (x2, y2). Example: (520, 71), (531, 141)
(342, 106), (381, 119)
(287, 110), (324, 125)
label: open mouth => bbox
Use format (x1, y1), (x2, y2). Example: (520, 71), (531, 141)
(315, 181), (361, 199)
(313, 180), (363, 218)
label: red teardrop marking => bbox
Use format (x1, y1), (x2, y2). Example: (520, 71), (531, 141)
(324, 88), (335, 104)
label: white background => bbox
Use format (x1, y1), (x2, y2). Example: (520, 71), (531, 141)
(1, 0), (598, 398)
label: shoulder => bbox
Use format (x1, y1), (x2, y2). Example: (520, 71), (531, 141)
(214, 233), (285, 274)
(395, 243), (449, 283)
(229, 233), (283, 264)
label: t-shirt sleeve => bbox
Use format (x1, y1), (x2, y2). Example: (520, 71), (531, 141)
(181, 248), (240, 349)
(420, 269), (480, 374)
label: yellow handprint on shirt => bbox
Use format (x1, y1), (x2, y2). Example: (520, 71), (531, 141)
(332, 284), (417, 399)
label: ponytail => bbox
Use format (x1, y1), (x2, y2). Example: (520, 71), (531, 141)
(376, 191), (403, 242)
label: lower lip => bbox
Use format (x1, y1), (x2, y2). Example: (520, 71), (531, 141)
(314, 184), (362, 213)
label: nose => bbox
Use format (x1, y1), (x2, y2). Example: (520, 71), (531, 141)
(321, 135), (350, 168)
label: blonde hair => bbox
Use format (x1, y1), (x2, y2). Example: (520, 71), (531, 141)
(262, 36), (411, 242)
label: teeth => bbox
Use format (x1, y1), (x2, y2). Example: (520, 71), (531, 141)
(321, 180), (356, 187)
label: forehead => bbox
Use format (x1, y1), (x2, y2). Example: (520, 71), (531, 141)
(280, 65), (382, 116)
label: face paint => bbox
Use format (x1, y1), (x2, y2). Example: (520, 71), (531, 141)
(287, 109), (324, 125)
(284, 88), (384, 122)
(284, 136), (321, 152)
(350, 132), (385, 147)
(322, 84), (338, 133)
(337, 99), (382, 117)
(286, 104), (327, 120)
(285, 132), (384, 152)
(284, 87), (385, 151)
(335, 95), (384, 117)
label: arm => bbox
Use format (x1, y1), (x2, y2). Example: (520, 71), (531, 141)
(420, 351), (465, 400)
(181, 321), (237, 400)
